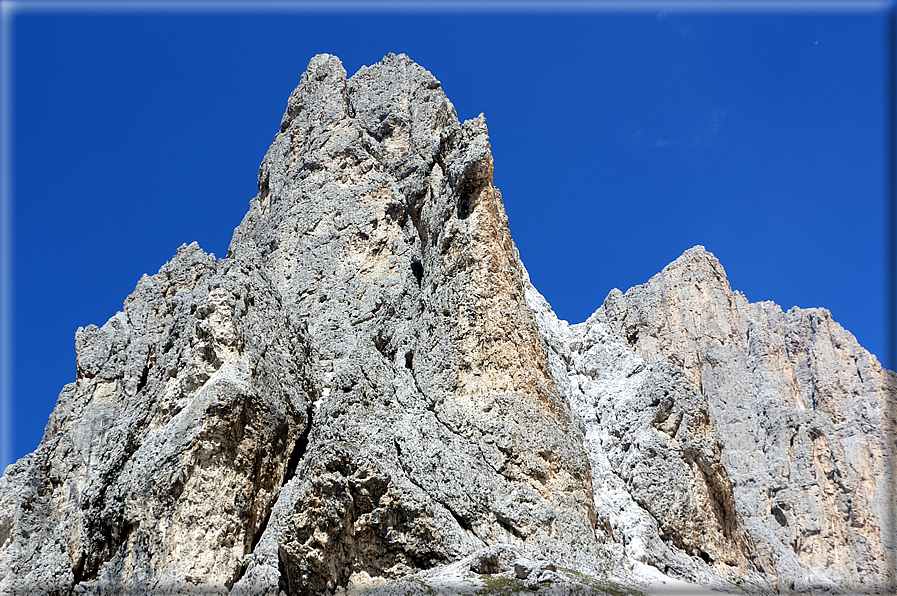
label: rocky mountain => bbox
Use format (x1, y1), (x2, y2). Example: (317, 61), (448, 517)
(0, 53), (894, 596)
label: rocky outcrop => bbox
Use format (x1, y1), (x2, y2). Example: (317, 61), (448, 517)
(597, 246), (897, 593)
(2, 54), (599, 596)
(0, 243), (314, 593)
(0, 54), (893, 595)
(526, 245), (895, 594)
(529, 246), (897, 594)
(229, 53), (601, 596)
(527, 277), (767, 594)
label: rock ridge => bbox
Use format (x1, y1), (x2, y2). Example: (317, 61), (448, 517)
(0, 54), (893, 596)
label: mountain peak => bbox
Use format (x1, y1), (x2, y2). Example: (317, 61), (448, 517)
(2, 55), (892, 596)
(656, 244), (730, 289)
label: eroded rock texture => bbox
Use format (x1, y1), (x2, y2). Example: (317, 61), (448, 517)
(0, 54), (893, 596)
(525, 246), (895, 595)
(604, 247), (896, 593)
(1, 243), (314, 594)
(230, 53), (599, 596)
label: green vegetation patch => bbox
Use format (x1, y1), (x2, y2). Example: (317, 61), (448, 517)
(478, 574), (530, 594)
(559, 568), (646, 596)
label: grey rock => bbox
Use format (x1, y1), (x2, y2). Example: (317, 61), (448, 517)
(528, 245), (894, 594)
(230, 52), (601, 596)
(2, 53), (599, 595)
(0, 54), (892, 596)
(1, 241), (314, 593)
(604, 246), (896, 594)
(358, 543), (643, 596)
(513, 556), (556, 580)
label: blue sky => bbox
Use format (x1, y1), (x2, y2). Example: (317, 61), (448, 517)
(3, 1), (893, 469)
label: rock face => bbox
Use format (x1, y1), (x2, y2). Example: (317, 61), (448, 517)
(601, 247), (896, 592)
(0, 54), (893, 595)
(528, 247), (896, 594)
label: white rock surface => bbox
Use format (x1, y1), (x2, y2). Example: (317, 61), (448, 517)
(522, 246), (895, 594)
(0, 55), (892, 596)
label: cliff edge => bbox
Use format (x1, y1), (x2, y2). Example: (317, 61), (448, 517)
(1, 54), (893, 596)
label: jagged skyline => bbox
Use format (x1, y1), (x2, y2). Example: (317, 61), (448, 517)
(6, 5), (890, 473)
(2, 50), (892, 594)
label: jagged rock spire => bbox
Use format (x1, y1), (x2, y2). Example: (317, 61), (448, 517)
(1, 55), (893, 596)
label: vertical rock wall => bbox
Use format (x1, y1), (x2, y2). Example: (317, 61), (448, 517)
(1, 243), (315, 594)
(575, 246), (894, 594)
(0, 55), (893, 596)
(231, 53), (600, 595)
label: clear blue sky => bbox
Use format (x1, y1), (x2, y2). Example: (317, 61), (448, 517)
(5, 2), (893, 469)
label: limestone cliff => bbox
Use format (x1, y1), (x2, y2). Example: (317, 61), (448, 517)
(527, 246), (895, 594)
(0, 54), (893, 596)
(601, 247), (896, 592)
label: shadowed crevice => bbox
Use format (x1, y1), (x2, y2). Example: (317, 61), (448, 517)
(284, 406), (313, 486)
